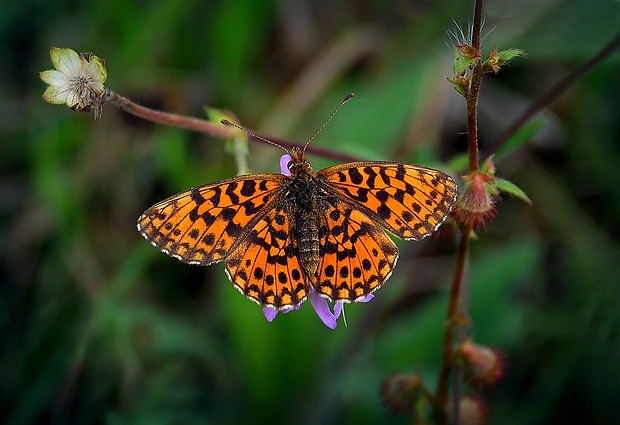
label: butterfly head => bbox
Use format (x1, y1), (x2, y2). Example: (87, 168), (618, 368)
(287, 146), (312, 175)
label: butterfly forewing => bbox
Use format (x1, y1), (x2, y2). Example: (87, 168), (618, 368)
(318, 162), (457, 240)
(138, 174), (286, 265)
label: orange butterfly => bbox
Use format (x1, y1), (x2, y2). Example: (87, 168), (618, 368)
(138, 146), (457, 312)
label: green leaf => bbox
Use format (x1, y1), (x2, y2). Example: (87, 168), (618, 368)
(453, 47), (477, 75)
(499, 48), (526, 62)
(447, 76), (467, 96)
(496, 178), (532, 204)
(205, 107), (227, 123)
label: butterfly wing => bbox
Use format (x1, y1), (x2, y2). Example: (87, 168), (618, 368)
(318, 162), (457, 240)
(138, 174), (287, 265)
(313, 202), (399, 302)
(225, 206), (309, 309)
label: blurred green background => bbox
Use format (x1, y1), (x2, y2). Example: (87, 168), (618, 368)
(1, 0), (619, 424)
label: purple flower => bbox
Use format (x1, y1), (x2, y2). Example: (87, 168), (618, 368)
(263, 286), (374, 329)
(262, 306), (279, 322)
(261, 154), (375, 328)
(280, 154), (292, 176)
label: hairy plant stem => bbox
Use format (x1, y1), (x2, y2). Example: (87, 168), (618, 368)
(107, 91), (234, 138)
(466, 65), (483, 173)
(106, 91), (363, 163)
(435, 1), (484, 423)
(436, 226), (470, 410)
(465, 0), (484, 173)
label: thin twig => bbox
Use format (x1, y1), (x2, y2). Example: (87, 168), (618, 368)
(466, 67), (482, 172)
(484, 31), (620, 158)
(465, 0), (485, 172)
(261, 25), (383, 135)
(107, 91), (365, 163)
(470, 0), (483, 53)
(436, 1), (484, 423)
(108, 91), (234, 138)
(436, 228), (470, 406)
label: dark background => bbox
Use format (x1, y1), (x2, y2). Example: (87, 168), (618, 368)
(1, 0), (619, 424)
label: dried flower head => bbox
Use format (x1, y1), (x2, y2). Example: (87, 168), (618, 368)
(380, 373), (423, 414)
(453, 171), (498, 229)
(453, 156), (532, 230)
(40, 47), (107, 120)
(458, 339), (505, 387)
(447, 395), (489, 425)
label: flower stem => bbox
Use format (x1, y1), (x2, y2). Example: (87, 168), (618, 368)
(107, 91), (235, 138)
(106, 90), (364, 163)
(465, 0), (485, 172)
(436, 0), (484, 422)
(436, 227), (470, 407)
(484, 31), (620, 158)
(470, 0), (483, 54)
(466, 69), (482, 172)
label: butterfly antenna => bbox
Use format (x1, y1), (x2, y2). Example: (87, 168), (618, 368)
(221, 119), (288, 153)
(303, 93), (355, 153)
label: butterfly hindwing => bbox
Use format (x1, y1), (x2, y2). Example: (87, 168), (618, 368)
(313, 202), (399, 302)
(225, 206), (309, 308)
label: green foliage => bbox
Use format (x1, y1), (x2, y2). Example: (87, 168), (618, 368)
(2, 1), (620, 424)
(494, 178), (532, 205)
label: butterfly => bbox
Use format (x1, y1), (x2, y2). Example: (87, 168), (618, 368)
(137, 145), (458, 310)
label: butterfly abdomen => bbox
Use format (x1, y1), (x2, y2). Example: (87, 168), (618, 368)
(286, 170), (321, 276)
(296, 211), (320, 275)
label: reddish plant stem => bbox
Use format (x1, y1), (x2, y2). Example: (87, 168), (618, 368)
(436, 0), (484, 422)
(107, 91), (363, 163)
(466, 67), (482, 173)
(465, 0), (484, 173)
(470, 0), (483, 52)
(484, 31), (620, 158)
(108, 91), (235, 139)
(436, 226), (470, 407)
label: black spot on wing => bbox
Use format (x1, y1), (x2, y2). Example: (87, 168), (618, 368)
(348, 168), (364, 185)
(240, 180), (256, 196)
(225, 182), (239, 204)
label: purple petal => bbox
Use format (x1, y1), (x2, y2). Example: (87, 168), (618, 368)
(282, 303), (302, 314)
(263, 306), (278, 322)
(333, 294), (374, 325)
(334, 302), (344, 319)
(280, 154), (292, 176)
(263, 302), (304, 322)
(358, 294), (375, 303)
(309, 289), (338, 329)
(335, 302), (348, 327)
